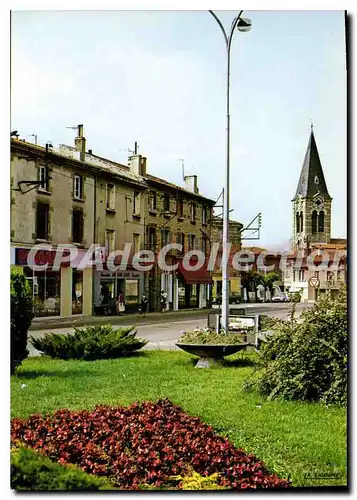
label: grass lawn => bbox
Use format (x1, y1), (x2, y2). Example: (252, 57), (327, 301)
(11, 351), (347, 488)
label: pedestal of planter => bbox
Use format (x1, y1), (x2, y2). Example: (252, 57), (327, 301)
(195, 356), (225, 368)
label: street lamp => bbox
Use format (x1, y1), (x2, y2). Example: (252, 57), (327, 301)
(209, 10), (251, 333)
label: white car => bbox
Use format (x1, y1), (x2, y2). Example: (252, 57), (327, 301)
(272, 294), (288, 303)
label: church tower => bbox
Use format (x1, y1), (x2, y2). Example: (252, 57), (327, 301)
(292, 126), (332, 250)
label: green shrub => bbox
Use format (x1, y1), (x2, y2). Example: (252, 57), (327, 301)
(172, 470), (229, 490)
(11, 269), (34, 375)
(30, 325), (148, 360)
(11, 445), (114, 491)
(252, 286), (347, 405)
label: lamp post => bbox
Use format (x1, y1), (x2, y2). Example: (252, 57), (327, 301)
(209, 10), (251, 333)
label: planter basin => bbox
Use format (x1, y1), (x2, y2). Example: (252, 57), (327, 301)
(175, 343), (250, 358)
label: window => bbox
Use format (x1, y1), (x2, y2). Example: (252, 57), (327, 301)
(176, 199), (183, 218)
(38, 165), (49, 191)
(296, 212), (300, 233)
(318, 211), (324, 233)
(133, 191), (141, 216)
(298, 269), (305, 281)
(149, 191), (157, 211)
(133, 233), (141, 253)
(176, 232), (185, 252)
(163, 194), (170, 212)
(161, 229), (171, 246)
(190, 203), (196, 222)
(337, 270), (344, 281)
(312, 211), (318, 234)
(202, 206), (207, 225)
(72, 209), (84, 243)
(74, 175), (83, 200)
(327, 271), (334, 282)
(188, 234), (196, 251)
(105, 229), (115, 255)
(106, 183), (115, 210)
(36, 202), (49, 240)
(202, 237), (208, 255)
(300, 211), (303, 232)
(315, 271), (320, 279)
(147, 227), (156, 251)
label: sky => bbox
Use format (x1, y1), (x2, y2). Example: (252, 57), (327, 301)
(10, 9), (347, 249)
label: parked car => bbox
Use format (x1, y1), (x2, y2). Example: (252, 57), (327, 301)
(272, 293), (289, 303)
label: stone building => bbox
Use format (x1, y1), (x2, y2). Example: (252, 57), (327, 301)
(11, 126), (217, 316)
(283, 127), (347, 301)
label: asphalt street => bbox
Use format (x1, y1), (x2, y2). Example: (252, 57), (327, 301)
(27, 303), (312, 356)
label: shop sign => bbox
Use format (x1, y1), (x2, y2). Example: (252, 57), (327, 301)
(15, 248), (71, 267)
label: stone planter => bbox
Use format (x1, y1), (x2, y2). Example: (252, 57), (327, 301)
(175, 343), (250, 368)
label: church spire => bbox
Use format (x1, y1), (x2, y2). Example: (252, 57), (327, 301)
(293, 127), (331, 201)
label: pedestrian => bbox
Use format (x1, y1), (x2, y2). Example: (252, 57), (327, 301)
(116, 292), (125, 316)
(141, 294), (149, 315)
(160, 290), (167, 313)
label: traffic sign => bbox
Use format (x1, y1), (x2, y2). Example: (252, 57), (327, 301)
(309, 276), (320, 287)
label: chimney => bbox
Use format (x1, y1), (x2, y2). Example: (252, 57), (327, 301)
(184, 175), (199, 194)
(140, 157), (147, 176)
(74, 124), (86, 161)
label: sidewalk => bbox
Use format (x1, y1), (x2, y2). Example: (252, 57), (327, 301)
(29, 307), (215, 331)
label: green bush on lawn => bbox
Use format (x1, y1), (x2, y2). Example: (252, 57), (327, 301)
(252, 286), (347, 405)
(11, 269), (34, 374)
(30, 325), (148, 360)
(11, 445), (114, 491)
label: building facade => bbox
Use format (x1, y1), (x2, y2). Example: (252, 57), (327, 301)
(11, 126), (217, 317)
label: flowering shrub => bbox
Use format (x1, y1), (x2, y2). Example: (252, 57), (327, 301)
(11, 399), (290, 490)
(30, 325), (148, 360)
(178, 327), (247, 345)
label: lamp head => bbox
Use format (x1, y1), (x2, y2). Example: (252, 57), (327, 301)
(237, 17), (252, 32)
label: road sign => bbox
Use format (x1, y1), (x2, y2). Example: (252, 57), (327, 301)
(309, 276), (320, 287)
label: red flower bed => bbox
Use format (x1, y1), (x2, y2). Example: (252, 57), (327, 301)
(11, 399), (291, 490)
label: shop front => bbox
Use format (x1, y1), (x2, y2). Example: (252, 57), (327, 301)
(93, 268), (144, 315)
(12, 246), (93, 318)
(175, 258), (213, 310)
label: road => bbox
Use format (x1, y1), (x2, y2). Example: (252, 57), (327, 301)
(27, 303), (312, 356)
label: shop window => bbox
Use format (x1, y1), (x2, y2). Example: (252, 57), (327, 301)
(38, 165), (49, 192)
(133, 191), (141, 216)
(105, 229), (115, 255)
(176, 199), (183, 218)
(125, 279), (139, 307)
(72, 209), (84, 243)
(163, 194), (170, 212)
(24, 267), (60, 317)
(106, 183), (115, 210)
(150, 191), (157, 211)
(72, 270), (83, 314)
(74, 175), (83, 200)
(190, 203), (196, 222)
(36, 202), (49, 240)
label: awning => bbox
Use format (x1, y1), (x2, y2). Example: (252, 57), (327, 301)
(177, 258), (213, 285)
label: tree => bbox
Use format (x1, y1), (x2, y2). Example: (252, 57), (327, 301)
(11, 269), (34, 374)
(261, 272), (280, 301)
(241, 271), (264, 303)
